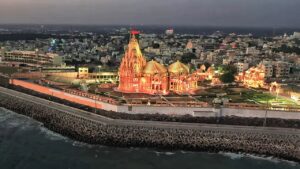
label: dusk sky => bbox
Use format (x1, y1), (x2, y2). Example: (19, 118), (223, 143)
(0, 0), (300, 27)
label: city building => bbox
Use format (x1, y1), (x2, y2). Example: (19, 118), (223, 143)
(165, 29), (174, 36)
(0, 48), (63, 67)
(272, 61), (291, 78)
(291, 32), (300, 39)
(45, 67), (118, 85)
(246, 47), (260, 55)
(186, 40), (194, 51)
(235, 62), (249, 74)
(259, 61), (273, 78)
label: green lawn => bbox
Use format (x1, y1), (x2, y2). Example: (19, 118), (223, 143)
(239, 90), (300, 108)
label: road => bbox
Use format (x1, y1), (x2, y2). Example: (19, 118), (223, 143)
(0, 86), (299, 135)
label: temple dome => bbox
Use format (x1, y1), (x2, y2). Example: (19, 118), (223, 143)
(168, 60), (189, 74)
(143, 60), (167, 75)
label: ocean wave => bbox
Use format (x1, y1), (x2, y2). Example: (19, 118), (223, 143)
(221, 152), (244, 159)
(179, 150), (195, 154)
(0, 108), (102, 150)
(154, 151), (176, 156)
(0, 109), (14, 122)
(71, 141), (94, 148)
(220, 152), (298, 166)
(39, 125), (68, 141)
(0, 107), (18, 119)
(0, 107), (69, 142)
(0, 108), (39, 129)
(245, 154), (298, 166)
(165, 152), (175, 155)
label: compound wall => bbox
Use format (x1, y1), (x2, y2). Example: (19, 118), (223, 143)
(10, 79), (300, 120)
(10, 79), (118, 111)
(116, 105), (217, 116)
(222, 108), (300, 120)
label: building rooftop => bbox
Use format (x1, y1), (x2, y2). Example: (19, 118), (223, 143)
(168, 60), (189, 74)
(143, 60), (167, 75)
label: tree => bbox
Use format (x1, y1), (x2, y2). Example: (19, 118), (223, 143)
(152, 43), (160, 49)
(219, 65), (237, 83)
(204, 62), (211, 71)
(180, 52), (197, 64)
(273, 45), (300, 55)
(220, 72), (235, 83)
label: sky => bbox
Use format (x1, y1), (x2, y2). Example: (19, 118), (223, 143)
(0, 0), (300, 28)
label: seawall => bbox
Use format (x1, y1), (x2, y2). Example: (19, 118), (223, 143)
(9, 79), (300, 120)
(0, 89), (299, 162)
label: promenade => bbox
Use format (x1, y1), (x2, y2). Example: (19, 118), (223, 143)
(0, 86), (299, 135)
(1, 85), (300, 161)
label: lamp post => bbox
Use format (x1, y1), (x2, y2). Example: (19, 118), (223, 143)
(94, 96), (97, 114)
(276, 88), (279, 101)
(263, 100), (269, 127)
(98, 65), (102, 72)
(93, 88), (98, 114)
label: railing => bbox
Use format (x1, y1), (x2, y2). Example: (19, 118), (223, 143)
(12, 72), (45, 79)
(125, 99), (209, 107)
(224, 103), (300, 112)
(63, 88), (120, 105)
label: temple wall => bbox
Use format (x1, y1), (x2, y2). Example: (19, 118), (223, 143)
(222, 108), (300, 120)
(116, 105), (216, 116)
(12, 72), (45, 79)
(47, 72), (78, 78)
(117, 106), (300, 120)
(9, 79), (118, 111)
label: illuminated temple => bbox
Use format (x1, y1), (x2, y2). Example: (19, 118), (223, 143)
(118, 32), (200, 95)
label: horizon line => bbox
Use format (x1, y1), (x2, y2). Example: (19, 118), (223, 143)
(0, 23), (300, 30)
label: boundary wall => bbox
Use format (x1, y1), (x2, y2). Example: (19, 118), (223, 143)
(9, 79), (300, 119)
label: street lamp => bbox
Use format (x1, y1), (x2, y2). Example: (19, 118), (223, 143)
(276, 88), (279, 101)
(94, 96), (97, 114)
(263, 99), (269, 127)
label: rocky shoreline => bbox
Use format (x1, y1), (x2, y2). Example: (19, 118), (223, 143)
(0, 91), (299, 162)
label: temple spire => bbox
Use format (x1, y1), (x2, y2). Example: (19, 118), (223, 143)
(130, 29), (140, 39)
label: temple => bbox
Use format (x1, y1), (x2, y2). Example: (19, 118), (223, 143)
(118, 31), (199, 95)
(236, 64), (268, 88)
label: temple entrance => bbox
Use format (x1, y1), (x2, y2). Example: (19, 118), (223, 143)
(270, 82), (280, 93)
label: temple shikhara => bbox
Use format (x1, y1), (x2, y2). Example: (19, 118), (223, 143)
(118, 31), (200, 95)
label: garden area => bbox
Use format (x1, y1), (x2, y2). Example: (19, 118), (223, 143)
(195, 86), (300, 108)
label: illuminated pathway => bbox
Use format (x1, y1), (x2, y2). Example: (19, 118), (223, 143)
(0, 86), (299, 135)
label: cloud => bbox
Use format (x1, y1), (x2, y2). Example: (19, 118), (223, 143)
(0, 0), (299, 27)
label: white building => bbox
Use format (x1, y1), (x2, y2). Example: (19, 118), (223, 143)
(291, 32), (300, 39)
(0, 48), (63, 67)
(165, 29), (174, 36)
(272, 61), (291, 78)
(246, 47), (260, 55)
(259, 61), (273, 78)
(235, 62), (249, 74)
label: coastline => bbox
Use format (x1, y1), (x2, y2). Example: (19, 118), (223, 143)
(0, 88), (299, 162)
(1, 109), (298, 167)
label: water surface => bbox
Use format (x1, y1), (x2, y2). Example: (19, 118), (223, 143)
(0, 108), (299, 169)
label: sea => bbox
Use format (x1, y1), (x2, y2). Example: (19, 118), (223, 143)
(0, 107), (299, 169)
